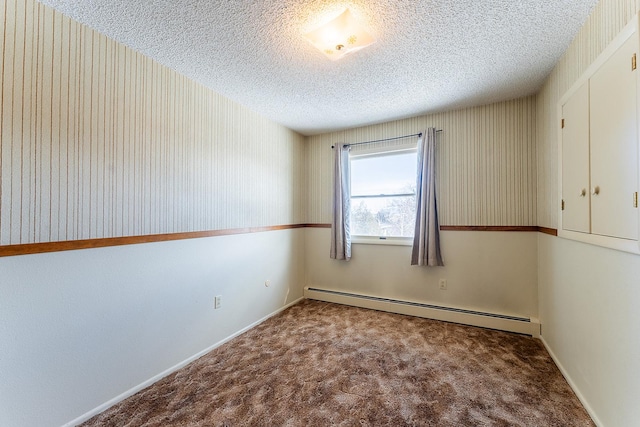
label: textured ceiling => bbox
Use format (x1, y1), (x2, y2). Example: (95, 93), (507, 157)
(39, 0), (599, 135)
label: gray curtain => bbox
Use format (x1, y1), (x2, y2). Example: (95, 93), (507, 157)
(330, 143), (351, 260)
(411, 128), (444, 266)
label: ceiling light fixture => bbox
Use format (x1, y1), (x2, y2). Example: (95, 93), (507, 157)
(303, 9), (375, 61)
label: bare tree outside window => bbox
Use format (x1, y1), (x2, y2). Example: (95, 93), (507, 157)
(351, 185), (416, 238)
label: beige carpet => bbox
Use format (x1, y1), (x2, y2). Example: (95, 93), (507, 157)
(82, 300), (594, 426)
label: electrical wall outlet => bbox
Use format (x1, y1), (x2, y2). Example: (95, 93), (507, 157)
(214, 295), (222, 309)
(439, 279), (447, 290)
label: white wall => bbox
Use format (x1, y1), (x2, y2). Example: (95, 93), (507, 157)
(0, 2), (306, 426)
(306, 228), (538, 318)
(304, 96), (539, 320)
(538, 234), (640, 426)
(0, 229), (304, 427)
(535, 0), (640, 425)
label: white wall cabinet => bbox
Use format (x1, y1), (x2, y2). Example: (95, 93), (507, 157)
(561, 82), (591, 234)
(559, 15), (640, 254)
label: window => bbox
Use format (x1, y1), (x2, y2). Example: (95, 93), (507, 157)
(350, 147), (417, 241)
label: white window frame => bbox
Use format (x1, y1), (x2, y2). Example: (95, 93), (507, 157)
(349, 142), (417, 246)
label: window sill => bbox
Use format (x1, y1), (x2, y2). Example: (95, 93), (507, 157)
(351, 236), (413, 246)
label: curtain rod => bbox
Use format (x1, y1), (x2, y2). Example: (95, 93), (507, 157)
(331, 130), (442, 149)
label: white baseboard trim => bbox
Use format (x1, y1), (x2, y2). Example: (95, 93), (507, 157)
(304, 287), (540, 336)
(540, 336), (602, 427)
(61, 297), (304, 427)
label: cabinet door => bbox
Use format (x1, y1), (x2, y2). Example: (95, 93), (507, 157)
(562, 82), (591, 233)
(590, 34), (639, 240)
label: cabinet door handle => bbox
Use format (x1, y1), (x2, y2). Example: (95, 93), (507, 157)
(579, 188), (587, 197)
(592, 186), (600, 195)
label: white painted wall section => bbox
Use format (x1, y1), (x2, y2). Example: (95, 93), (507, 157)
(538, 234), (640, 427)
(0, 229), (304, 427)
(305, 228), (538, 319)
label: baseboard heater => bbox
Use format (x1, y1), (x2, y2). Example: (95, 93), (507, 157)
(304, 287), (540, 337)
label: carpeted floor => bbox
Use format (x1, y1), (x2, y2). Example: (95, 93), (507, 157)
(81, 300), (594, 426)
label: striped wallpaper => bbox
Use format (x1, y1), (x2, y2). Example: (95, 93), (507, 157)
(536, 0), (640, 228)
(5, 0), (598, 249)
(306, 97), (538, 226)
(0, 0), (305, 246)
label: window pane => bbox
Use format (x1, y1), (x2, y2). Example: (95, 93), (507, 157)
(351, 196), (416, 237)
(351, 152), (417, 196)
(350, 150), (417, 238)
